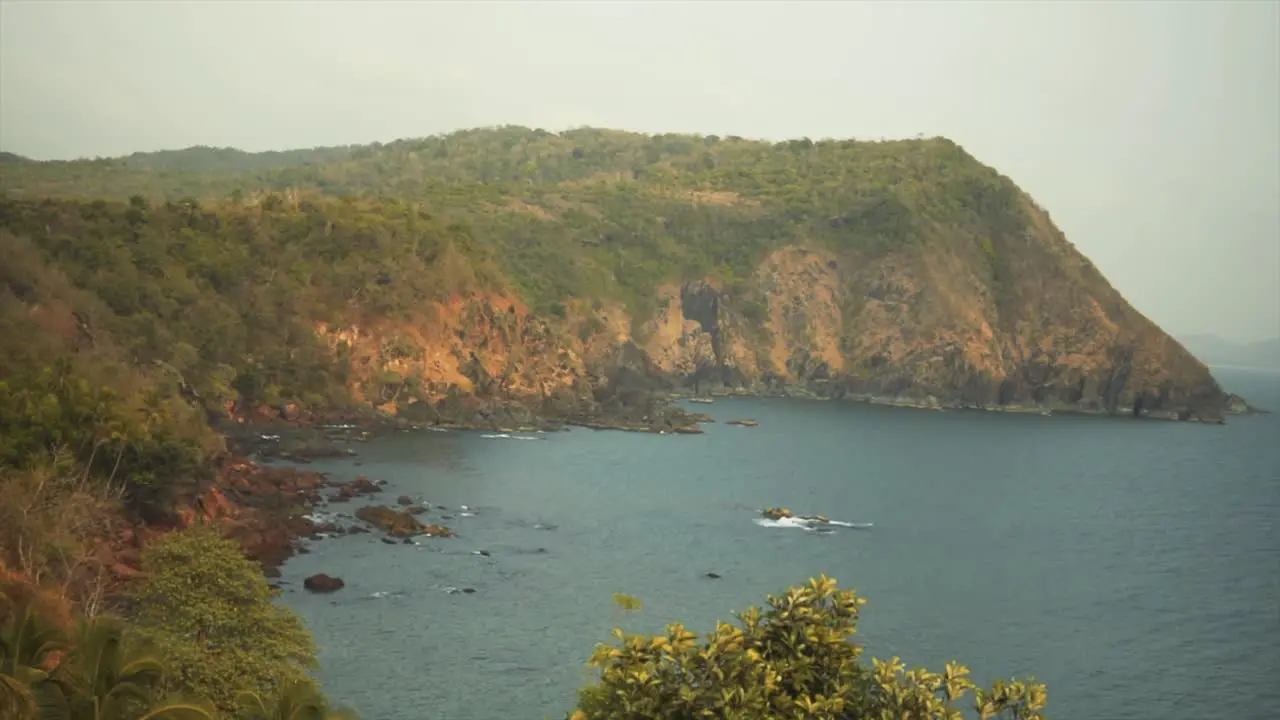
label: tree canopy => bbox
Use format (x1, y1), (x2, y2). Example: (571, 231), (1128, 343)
(128, 526), (319, 715)
(571, 575), (1047, 720)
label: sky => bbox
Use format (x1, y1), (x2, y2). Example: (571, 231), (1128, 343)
(1, 0), (1277, 342)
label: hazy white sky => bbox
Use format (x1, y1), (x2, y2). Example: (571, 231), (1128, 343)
(2, 1), (1277, 341)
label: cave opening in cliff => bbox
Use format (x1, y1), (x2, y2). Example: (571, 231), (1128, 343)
(1132, 396), (1144, 417)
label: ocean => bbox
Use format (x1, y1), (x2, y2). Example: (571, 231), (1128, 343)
(275, 366), (1280, 720)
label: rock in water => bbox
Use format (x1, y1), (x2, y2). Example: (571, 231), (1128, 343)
(303, 574), (345, 593)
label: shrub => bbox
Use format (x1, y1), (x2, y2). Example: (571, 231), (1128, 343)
(571, 575), (1046, 720)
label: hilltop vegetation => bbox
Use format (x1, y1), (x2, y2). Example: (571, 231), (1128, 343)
(1, 127), (1026, 316)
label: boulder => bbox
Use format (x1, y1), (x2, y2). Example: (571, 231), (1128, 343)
(303, 574), (345, 593)
(357, 505), (455, 538)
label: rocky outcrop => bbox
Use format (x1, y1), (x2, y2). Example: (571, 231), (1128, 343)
(77, 457), (338, 600)
(303, 573), (345, 593)
(572, 221), (1229, 423)
(356, 505), (456, 538)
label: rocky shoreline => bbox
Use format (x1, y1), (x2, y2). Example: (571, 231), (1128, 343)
(220, 382), (1258, 469)
(664, 386), (1262, 423)
(91, 453), (471, 598)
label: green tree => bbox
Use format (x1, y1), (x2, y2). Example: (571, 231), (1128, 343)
(570, 575), (1047, 720)
(129, 526), (319, 715)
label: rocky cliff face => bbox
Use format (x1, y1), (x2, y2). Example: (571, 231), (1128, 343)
(610, 195), (1225, 421)
(332, 196), (1227, 425)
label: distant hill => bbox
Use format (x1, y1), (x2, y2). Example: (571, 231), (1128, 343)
(0, 125), (1234, 423)
(1180, 334), (1280, 370)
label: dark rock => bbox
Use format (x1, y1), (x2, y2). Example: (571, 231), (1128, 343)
(705, 572), (722, 579)
(397, 495), (413, 506)
(303, 573), (345, 593)
(380, 537), (398, 545)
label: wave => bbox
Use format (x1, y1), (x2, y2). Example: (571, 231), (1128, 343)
(480, 433), (542, 441)
(752, 516), (873, 533)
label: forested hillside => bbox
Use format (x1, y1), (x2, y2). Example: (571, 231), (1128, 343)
(1, 126), (1230, 429)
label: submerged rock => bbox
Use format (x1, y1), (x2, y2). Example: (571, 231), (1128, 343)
(358, 505), (425, 537)
(357, 504), (458, 538)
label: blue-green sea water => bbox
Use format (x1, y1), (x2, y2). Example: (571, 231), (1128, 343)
(275, 367), (1280, 720)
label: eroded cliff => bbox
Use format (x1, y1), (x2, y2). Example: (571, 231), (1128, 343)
(325, 208), (1226, 426)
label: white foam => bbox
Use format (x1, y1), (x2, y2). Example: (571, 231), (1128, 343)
(480, 433), (540, 441)
(752, 516), (874, 533)
(753, 516), (813, 530)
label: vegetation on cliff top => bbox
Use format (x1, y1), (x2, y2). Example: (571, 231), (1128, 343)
(1, 126), (1029, 316)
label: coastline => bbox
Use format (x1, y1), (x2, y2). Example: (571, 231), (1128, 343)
(136, 380), (1264, 597)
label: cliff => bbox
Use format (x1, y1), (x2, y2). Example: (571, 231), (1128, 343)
(0, 127), (1233, 424)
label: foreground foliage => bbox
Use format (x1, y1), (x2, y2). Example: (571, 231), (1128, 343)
(129, 526), (321, 716)
(0, 593), (217, 720)
(0, 525), (355, 720)
(571, 575), (1047, 719)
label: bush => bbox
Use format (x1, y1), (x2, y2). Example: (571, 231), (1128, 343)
(570, 575), (1047, 720)
(129, 525), (319, 715)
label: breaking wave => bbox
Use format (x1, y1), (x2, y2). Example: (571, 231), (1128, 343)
(480, 433), (542, 441)
(752, 516), (874, 533)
